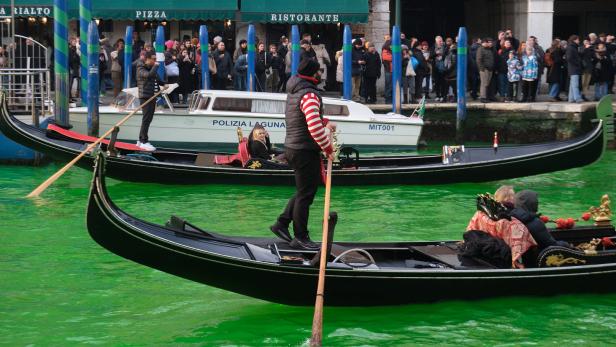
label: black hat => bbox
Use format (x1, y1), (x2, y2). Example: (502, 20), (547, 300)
(297, 59), (320, 76)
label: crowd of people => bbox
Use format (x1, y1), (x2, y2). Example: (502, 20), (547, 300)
(60, 28), (616, 105)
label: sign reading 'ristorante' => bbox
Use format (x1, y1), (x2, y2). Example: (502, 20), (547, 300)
(269, 13), (340, 23)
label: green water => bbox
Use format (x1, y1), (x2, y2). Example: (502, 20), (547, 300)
(2, 152), (616, 346)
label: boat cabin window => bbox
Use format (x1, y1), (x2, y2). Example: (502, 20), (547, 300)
(323, 104), (349, 117)
(212, 98), (252, 112)
(211, 97), (286, 114)
(251, 99), (286, 114)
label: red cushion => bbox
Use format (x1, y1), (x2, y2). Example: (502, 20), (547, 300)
(47, 124), (143, 151)
(214, 138), (250, 166)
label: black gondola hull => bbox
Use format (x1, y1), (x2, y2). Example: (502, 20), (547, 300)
(87, 155), (616, 306)
(0, 92), (606, 185)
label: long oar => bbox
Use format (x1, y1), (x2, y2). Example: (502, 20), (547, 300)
(310, 156), (334, 347)
(26, 84), (178, 198)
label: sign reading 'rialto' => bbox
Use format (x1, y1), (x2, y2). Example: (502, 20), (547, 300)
(270, 13), (340, 23)
(0, 6), (52, 17)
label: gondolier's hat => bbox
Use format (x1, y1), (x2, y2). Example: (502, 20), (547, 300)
(298, 59), (320, 76)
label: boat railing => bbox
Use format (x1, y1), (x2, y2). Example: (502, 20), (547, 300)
(0, 68), (51, 116)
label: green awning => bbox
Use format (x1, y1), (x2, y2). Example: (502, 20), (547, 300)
(79, 0), (237, 20)
(241, 0), (368, 24)
(0, 0), (237, 20)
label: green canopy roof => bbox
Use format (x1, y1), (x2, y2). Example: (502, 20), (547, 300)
(241, 0), (368, 24)
(1, 0), (237, 20)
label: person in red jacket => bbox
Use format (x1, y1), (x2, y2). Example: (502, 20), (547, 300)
(270, 59), (336, 249)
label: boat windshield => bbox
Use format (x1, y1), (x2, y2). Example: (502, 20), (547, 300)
(111, 88), (174, 111)
(189, 92), (211, 112)
(111, 91), (140, 110)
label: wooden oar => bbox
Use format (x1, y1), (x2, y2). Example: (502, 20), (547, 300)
(26, 84), (178, 198)
(310, 156), (334, 347)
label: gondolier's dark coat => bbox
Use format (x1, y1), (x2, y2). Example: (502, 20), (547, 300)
(284, 75), (324, 152)
(137, 63), (160, 99)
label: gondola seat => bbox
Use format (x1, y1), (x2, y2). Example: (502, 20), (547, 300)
(214, 138), (250, 166)
(410, 244), (498, 269)
(538, 245), (616, 267)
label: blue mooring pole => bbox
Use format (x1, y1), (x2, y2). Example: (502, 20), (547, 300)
(392, 25), (402, 113)
(86, 21), (100, 137)
(199, 25), (210, 90)
(155, 25), (165, 81)
(456, 27), (468, 143)
(247, 24), (255, 91)
(79, 0), (91, 105)
(53, 0), (70, 128)
(342, 24), (352, 100)
(123, 26), (133, 89)
(291, 25), (299, 76)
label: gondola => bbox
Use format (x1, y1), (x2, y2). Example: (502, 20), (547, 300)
(0, 92), (607, 185)
(88, 153), (616, 306)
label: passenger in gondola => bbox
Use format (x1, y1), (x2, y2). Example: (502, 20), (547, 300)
(466, 185), (537, 268)
(509, 190), (571, 251)
(247, 124), (284, 162)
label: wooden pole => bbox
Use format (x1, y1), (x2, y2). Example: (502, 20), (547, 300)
(310, 157), (334, 347)
(26, 87), (172, 198)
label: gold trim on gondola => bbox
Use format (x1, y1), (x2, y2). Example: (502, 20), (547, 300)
(545, 254), (586, 267)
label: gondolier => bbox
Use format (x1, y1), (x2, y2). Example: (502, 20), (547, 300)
(136, 51), (163, 151)
(270, 59), (336, 249)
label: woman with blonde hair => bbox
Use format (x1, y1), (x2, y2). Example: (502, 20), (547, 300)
(494, 185), (515, 208)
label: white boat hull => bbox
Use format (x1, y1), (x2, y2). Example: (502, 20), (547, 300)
(68, 108), (423, 151)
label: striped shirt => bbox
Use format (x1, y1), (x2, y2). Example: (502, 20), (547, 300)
(300, 92), (333, 155)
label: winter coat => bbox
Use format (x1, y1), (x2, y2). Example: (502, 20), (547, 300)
(363, 51), (381, 78)
(351, 46), (365, 77)
(213, 49), (233, 78)
(256, 51), (269, 75)
(565, 42), (582, 76)
(509, 191), (568, 251)
(284, 75), (324, 152)
(591, 53), (612, 83)
(300, 48), (317, 65)
(469, 42), (481, 72)
(233, 46), (246, 63)
(444, 49), (457, 80)
(136, 62), (160, 99)
(546, 48), (564, 84)
(178, 57), (196, 94)
(313, 44), (331, 82)
(335, 53), (343, 83)
(476, 46), (495, 71)
(581, 46), (595, 73)
(521, 54), (539, 80)
(497, 48), (513, 73)
(507, 57), (522, 82)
